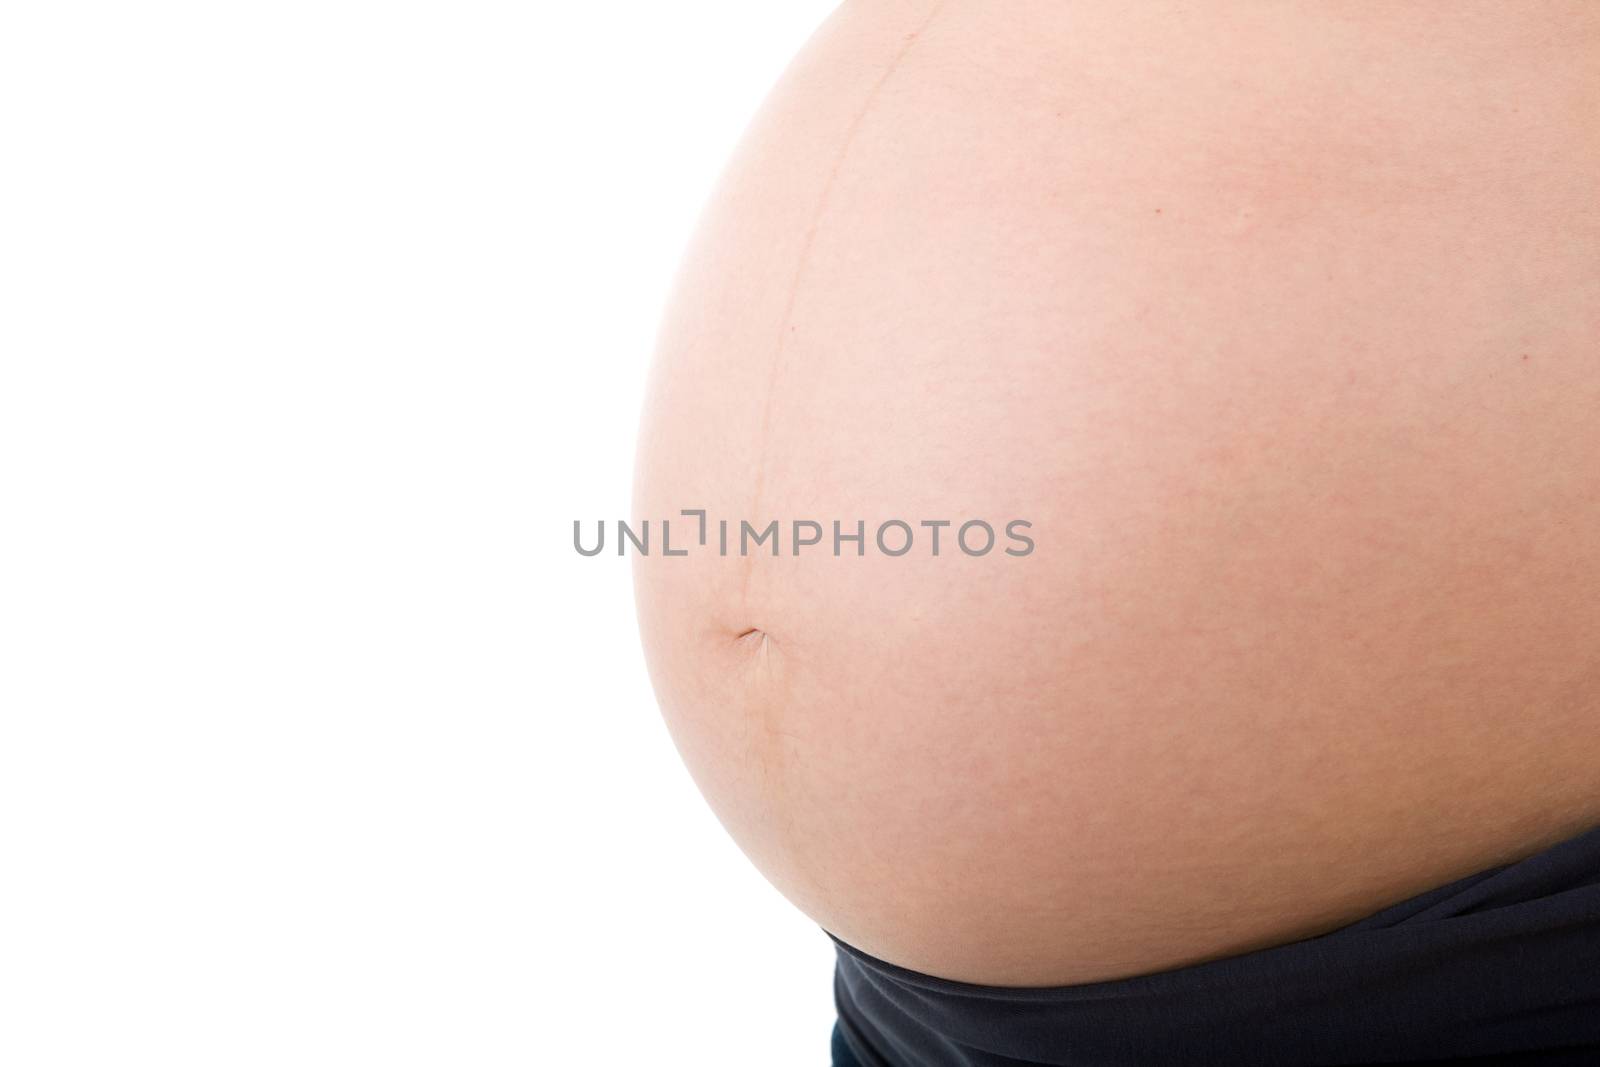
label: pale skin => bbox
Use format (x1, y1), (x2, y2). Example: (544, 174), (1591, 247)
(632, 0), (1600, 987)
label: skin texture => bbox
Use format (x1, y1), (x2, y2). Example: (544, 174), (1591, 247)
(632, 0), (1600, 986)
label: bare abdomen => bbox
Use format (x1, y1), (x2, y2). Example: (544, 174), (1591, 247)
(633, 0), (1600, 986)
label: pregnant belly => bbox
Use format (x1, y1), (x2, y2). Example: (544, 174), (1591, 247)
(632, 0), (1600, 986)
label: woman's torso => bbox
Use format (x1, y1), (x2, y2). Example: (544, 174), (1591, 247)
(633, 0), (1600, 986)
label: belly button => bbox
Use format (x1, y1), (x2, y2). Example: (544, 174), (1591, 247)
(734, 627), (772, 658)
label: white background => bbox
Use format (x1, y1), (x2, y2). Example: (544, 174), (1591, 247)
(1, 2), (841, 1063)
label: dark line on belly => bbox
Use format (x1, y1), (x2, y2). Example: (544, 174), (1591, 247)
(738, 0), (950, 614)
